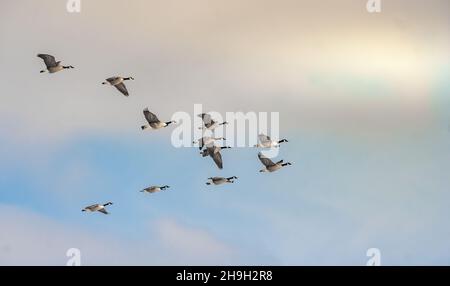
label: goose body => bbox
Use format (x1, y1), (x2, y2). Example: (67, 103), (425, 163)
(141, 185), (170, 194)
(198, 113), (228, 131)
(141, 108), (176, 130)
(82, 202), (113, 215)
(102, 76), (134, 96)
(255, 134), (288, 148)
(37, 54), (74, 74)
(206, 176), (238, 185)
(193, 136), (226, 150)
(200, 145), (231, 169)
(49, 65), (63, 73)
(258, 152), (292, 173)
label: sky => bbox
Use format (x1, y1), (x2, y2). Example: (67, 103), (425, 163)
(0, 0), (449, 265)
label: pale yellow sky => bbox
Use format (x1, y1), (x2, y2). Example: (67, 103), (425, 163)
(1, 0), (449, 141)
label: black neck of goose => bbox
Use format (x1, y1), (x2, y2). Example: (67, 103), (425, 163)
(165, 121), (173, 126)
(282, 163), (291, 166)
(124, 77), (132, 80)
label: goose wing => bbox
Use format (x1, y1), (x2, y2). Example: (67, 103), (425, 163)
(37, 54), (58, 68)
(98, 208), (109, 215)
(85, 204), (98, 210)
(258, 134), (271, 143)
(143, 108), (160, 124)
(201, 148), (210, 157)
(198, 113), (212, 125)
(258, 152), (275, 167)
(211, 150), (223, 169)
(106, 76), (119, 83)
(114, 82), (129, 96)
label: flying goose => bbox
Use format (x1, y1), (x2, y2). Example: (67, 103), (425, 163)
(140, 185), (170, 194)
(198, 113), (228, 131)
(37, 54), (74, 73)
(82, 202), (113, 215)
(193, 136), (226, 150)
(200, 145), (231, 169)
(141, 108), (176, 130)
(206, 176), (238, 185)
(258, 152), (292, 173)
(102, 76), (134, 96)
(255, 134), (288, 148)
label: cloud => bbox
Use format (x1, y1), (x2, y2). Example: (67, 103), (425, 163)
(153, 219), (236, 265)
(0, 205), (238, 265)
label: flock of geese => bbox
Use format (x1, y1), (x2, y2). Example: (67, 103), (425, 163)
(37, 53), (292, 215)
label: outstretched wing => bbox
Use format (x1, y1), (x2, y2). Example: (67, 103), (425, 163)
(198, 113), (212, 125)
(258, 152), (275, 167)
(258, 134), (271, 143)
(201, 148), (210, 157)
(106, 77), (119, 83)
(98, 208), (109, 215)
(85, 204), (97, 211)
(143, 108), (160, 124)
(211, 151), (223, 169)
(37, 54), (58, 68)
(114, 82), (129, 96)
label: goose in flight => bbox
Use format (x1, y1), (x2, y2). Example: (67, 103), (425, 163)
(258, 152), (292, 173)
(255, 134), (288, 148)
(140, 185), (170, 194)
(193, 136), (226, 150)
(141, 108), (176, 130)
(102, 76), (134, 96)
(82, 202), (113, 215)
(37, 54), (74, 73)
(206, 176), (238, 185)
(198, 113), (228, 131)
(201, 145), (231, 169)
